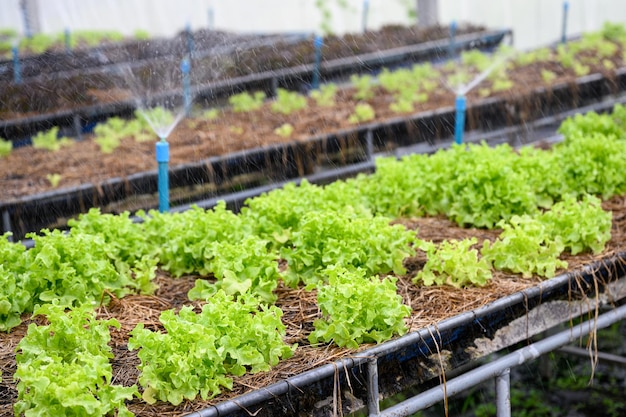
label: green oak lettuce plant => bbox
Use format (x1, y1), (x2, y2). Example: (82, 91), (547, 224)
(280, 210), (417, 287)
(539, 194), (612, 255)
(481, 215), (567, 279)
(187, 235), (282, 304)
(309, 265), (411, 349)
(128, 291), (295, 405)
(415, 238), (492, 288)
(14, 304), (138, 417)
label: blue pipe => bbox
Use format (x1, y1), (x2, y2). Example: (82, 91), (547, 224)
(449, 20), (457, 59)
(362, 0), (370, 32)
(312, 34), (323, 90)
(12, 46), (21, 84)
(186, 23), (194, 57)
(561, 1), (569, 44)
(64, 28), (71, 53)
(181, 57), (191, 114)
(156, 140), (170, 212)
(454, 95), (466, 145)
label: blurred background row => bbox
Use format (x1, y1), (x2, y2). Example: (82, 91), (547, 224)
(2, 0), (626, 50)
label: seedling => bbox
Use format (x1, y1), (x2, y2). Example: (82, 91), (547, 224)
(271, 89), (307, 115)
(541, 69), (557, 84)
(348, 103), (375, 124)
(46, 173), (62, 188)
(32, 127), (72, 152)
(350, 74), (375, 101)
(229, 91), (266, 113)
(0, 138), (11, 157)
(310, 83), (337, 107)
(274, 123), (294, 138)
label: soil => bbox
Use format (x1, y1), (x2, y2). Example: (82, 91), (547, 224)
(1, 45), (624, 202)
(0, 23), (486, 118)
(0, 196), (625, 417)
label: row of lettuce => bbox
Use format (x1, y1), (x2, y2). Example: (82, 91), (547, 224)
(1, 106), (625, 414)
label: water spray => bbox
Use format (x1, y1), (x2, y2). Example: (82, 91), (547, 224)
(362, 0), (370, 33)
(450, 51), (517, 144)
(561, 1), (569, 44)
(312, 34), (323, 90)
(12, 46), (21, 84)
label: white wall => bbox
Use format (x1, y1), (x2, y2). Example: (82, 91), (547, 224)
(439, 0), (626, 50)
(1, 0), (626, 50)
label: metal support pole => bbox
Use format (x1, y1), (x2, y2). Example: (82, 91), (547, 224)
(362, 0), (370, 33)
(367, 358), (380, 416)
(495, 369), (511, 417)
(2, 210), (13, 240)
(19, 0), (41, 38)
(73, 114), (83, 141)
(365, 129), (374, 162)
(380, 303), (626, 416)
(416, 0), (438, 28)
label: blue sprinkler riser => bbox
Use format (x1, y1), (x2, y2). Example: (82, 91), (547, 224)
(64, 28), (71, 53)
(454, 95), (466, 144)
(156, 141), (170, 212)
(181, 57), (192, 114)
(449, 20), (457, 58)
(561, 1), (569, 44)
(312, 34), (323, 90)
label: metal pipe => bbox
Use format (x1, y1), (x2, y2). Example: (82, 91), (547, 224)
(495, 369), (511, 417)
(379, 303), (626, 416)
(368, 358), (380, 416)
(558, 345), (626, 369)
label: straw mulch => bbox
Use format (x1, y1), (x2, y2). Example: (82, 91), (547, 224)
(1, 195), (625, 417)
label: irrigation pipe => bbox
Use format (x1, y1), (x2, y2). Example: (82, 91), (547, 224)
(378, 302), (626, 416)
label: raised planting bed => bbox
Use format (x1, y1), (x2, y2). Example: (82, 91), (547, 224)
(0, 24), (507, 140)
(1, 24), (626, 240)
(1, 106), (626, 416)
